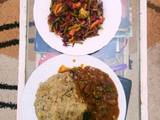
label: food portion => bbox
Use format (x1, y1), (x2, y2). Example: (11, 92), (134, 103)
(70, 66), (119, 120)
(34, 72), (87, 120)
(48, 0), (104, 46)
(35, 66), (119, 120)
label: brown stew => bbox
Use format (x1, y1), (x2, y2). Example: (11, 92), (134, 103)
(70, 66), (119, 120)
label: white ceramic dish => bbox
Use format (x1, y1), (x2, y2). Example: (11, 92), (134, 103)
(34, 0), (122, 55)
(21, 55), (126, 120)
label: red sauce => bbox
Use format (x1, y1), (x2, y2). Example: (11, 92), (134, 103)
(70, 66), (119, 120)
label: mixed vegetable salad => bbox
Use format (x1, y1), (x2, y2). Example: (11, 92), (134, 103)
(48, 0), (104, 46)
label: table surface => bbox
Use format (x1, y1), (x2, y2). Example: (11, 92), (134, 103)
(18, 0), (148, 120)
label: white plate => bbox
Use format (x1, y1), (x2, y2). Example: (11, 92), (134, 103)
(21, 55), (126, 120)
(34, 0), (122, 55)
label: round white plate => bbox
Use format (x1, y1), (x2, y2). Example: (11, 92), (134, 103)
(21, 55), (126, 120)
(34, 0), (122, 55)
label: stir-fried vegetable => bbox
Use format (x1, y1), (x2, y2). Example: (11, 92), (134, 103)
(48, 0), (104, 46)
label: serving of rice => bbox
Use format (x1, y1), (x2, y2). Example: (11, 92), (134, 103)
(34, 72), (87, 120)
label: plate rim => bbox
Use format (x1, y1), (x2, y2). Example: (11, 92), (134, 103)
(33, 0), (122, 55)
(21, 54), (126, 120)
